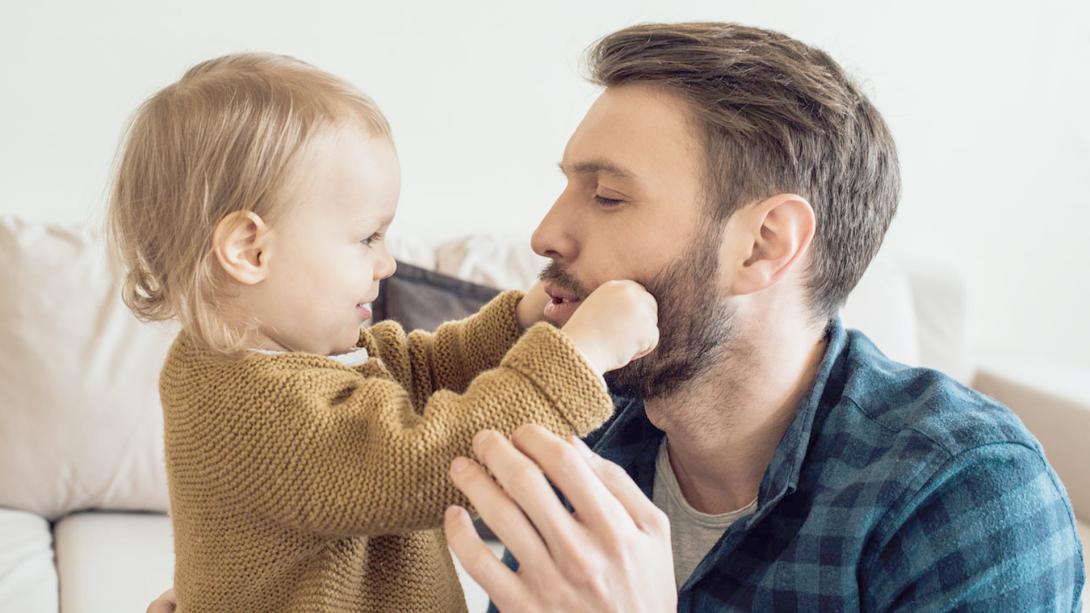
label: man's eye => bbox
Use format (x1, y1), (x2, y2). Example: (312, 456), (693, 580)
(593, 195), (624, 207)
(360, 232), (383, 246)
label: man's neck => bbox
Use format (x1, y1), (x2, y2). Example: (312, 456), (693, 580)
(645, 318), (828, 515)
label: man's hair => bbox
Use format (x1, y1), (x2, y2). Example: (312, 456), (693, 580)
(107, 53), (390, 354)
(587, 23), (901, 319)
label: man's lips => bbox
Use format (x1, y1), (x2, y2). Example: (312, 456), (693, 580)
(544, 283), (584, 303)
(543, 283), (583, 323)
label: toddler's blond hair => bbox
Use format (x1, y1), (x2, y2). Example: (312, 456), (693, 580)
(108, 53), (390, 354)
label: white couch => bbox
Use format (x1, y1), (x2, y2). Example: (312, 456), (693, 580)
(1, 217), (1086, 612)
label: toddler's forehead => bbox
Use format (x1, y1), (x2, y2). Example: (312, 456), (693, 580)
(277, 128), (398, 224)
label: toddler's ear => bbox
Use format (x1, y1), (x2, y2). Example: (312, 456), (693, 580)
(212, 211), (272, 285)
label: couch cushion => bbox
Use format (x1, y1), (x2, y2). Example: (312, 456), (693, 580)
(0, 508), (58, 612)
(53, 511), (174, 613)
(0, 218), (175, 519)
(434, 234), (548, 290)
(839, 256), (920, 368)
(51, 510), (501, 613)
(386, 233), (442, 271)
(900, 258), (972, 382)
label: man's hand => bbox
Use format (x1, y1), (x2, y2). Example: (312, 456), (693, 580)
(146, 588), (176, 613)
(516, 281), (552, 330)
(445, 425), (677, 613)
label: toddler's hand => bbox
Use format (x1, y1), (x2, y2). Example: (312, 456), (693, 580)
(561, 280), (658, 374)
(516, 281), (552, 330)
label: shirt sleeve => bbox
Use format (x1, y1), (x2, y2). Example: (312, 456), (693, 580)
(862, 442), (1085, 612)
(361, 290), (527, 408)
(222, 321), (614, 539)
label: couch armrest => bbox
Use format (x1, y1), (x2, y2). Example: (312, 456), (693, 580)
(973, 358), (1090, 523)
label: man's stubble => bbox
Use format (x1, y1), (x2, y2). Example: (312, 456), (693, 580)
(540, 222), (737, 400)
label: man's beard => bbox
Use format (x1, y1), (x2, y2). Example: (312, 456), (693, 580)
(540, 226), (735, 400)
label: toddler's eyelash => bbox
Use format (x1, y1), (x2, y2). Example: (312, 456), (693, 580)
(594, 195), (624, 207)
(361, 232), (383, 246)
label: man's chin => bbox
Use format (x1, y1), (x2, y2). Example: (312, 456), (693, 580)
(604, 357), (652, 398)
(605, 349), (713, 401)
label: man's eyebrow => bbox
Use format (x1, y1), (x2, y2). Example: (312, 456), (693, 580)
(557, 160), (637, 180)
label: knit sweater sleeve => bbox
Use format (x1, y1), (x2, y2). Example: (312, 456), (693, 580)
(360, 290), (525, 406)
(209, 321), (612, 538)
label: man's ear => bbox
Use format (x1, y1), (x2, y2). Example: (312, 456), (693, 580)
(211, 210), (273, 285)
(724, 194), (815, 296)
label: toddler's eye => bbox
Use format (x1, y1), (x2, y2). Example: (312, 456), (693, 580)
(360, 232), (383, 247)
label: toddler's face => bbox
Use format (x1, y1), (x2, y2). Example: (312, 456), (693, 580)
(255, 123), (400, 355)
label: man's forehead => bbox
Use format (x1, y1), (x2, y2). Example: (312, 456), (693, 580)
(562, 85), (701, 176)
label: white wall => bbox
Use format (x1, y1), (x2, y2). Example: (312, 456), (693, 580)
(2, 0), (1088, 367)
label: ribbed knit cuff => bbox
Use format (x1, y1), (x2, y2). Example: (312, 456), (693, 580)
(500, 322), (614, 436)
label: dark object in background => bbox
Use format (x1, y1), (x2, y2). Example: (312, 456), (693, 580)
(370, 260), (503, 541)
(371, 260), (502, 331)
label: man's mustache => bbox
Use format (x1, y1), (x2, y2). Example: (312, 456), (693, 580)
(538, 262), (589, 299)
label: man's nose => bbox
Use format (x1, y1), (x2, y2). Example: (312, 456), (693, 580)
(531, 199), (579, 263)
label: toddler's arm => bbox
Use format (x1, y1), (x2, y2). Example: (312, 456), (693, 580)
(219, 322), (612, 538)
(361, 290), (529, 404)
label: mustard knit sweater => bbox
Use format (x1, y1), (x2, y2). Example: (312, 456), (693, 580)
(159, 291), (614, 612)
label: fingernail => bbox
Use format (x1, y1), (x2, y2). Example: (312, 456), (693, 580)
(445, 505), (463, 522)
(451, 456), (471, 474)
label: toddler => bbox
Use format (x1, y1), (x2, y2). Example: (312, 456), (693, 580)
(107, 53), (658, 612)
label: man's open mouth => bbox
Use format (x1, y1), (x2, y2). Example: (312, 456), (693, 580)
(545, 286), (583, 305)
(543, 284), (584, 323)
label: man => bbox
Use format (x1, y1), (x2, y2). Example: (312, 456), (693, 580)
(148, 22), (1084, 613)
(442, 22), (1085, 612)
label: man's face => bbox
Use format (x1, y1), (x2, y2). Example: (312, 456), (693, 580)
(533, 84), (736, 398)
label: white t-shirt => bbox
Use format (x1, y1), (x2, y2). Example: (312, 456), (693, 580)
(651, 439), (757, 587)
(252, 346), (370, 366)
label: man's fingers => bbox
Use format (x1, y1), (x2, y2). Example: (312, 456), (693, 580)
(571, 436), (669, 535)
(443, 505), (524, 611)
(509, 425), (632, 537)
(473, 429), (586, 556)
(447, 454), (551, 571)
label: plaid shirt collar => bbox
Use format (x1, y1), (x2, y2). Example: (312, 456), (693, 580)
(587, 319), (847, 590)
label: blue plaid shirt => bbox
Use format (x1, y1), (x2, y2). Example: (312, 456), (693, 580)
(489, 320), (1084, 611)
